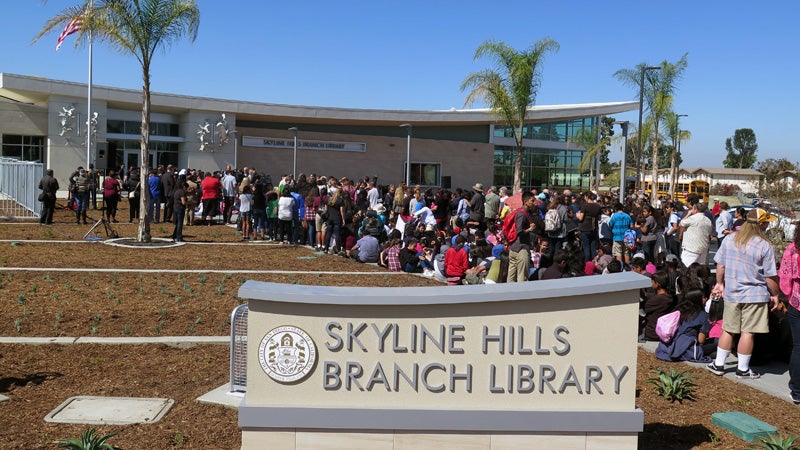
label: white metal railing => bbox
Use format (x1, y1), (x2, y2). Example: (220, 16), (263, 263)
(0, 157), (44, 219)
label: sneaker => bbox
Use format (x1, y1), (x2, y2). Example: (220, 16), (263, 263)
(423, 269), (435, 277)
(706, 362), (725, 376)
(735, 368), (761, 379)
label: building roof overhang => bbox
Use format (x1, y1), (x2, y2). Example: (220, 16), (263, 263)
(0, 72), (638, 126)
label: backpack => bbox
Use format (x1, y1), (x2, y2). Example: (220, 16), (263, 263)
(656, 310), (681, 343)
(502, 209), (530, 243)
(544, 208), (561, 232)
(599, 218), (612, 240)
(364, 214), (383, 238)
(623, 229), (638, 251)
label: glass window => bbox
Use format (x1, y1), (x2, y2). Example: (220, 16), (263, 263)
(406, 163), (441, 187)
(1, 135), (44, 162)
(107, 120), (124, 134)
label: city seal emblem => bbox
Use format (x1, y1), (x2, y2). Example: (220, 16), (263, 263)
(258, 325), (317, 383)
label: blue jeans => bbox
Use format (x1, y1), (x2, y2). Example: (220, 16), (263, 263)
(171, 207), (185, 241)
(252, 210), (266, 234)
(148, 194), (161, 222)
(788, 304), (800, 402)
(74, 191), (89, 212)
(580, 230), (598, 263)
(307, 220), (317, 247)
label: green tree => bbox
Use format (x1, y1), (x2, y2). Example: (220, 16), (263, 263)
(724, 128), (758, 169)
(34, 0), (200, 242)
(461, 38), (559, 193)
(664, 112), (689, 198)
(614, 54), (688, 203)
(756, 157), (796, 184)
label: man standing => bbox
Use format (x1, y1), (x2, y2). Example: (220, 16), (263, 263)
(147, 170), (162, 223)
(200, 172), (222, 225)
(507, 192), (536, 282)
(221, 169), (237, 225)
(576, 191), (601, 262)
(484, 186), (501, 225)
(678, 201), (713, 267)
(38, 169), (59, 225)
(171, 176), (187, 242)
(608, 203), (633, 264)
(161, 164), (176, 223)
(708, 208), (780, 379)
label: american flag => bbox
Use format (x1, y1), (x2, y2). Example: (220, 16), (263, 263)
(55, 17), (83, 51)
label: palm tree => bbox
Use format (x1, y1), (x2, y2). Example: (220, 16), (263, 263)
(664, 113), (691, 199)
(34, 0), (200, 242)
(461, 38), (559, 193)
(614, 54), (687, 204)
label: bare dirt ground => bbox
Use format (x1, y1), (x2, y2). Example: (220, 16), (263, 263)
(1, 202), (799, 449)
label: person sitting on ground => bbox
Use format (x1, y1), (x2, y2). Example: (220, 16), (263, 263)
(348, 229), (380, 263)
(641, 270), (674, 342)
(593, 243), (614, 274)
(540, 250), (569, 280)
(399, 238), (434, 275)
(655, 288), (711, 362)
(444, 235), (470, 284)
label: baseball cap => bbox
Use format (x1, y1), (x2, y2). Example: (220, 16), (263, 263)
(746, 208), (777, 224)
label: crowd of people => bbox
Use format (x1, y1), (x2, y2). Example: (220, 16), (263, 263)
(38, 165), (800, 400)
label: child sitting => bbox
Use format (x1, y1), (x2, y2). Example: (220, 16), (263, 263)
(655, 288), (711, 362)
(641, 271), (673, 341)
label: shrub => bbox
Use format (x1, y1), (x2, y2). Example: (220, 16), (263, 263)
(56, 428), (118, 450)
(646, 368), (697, 403)
(747, 433), (800, 450)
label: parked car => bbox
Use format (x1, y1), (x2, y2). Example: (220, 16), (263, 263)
(728, 204), (796, 241)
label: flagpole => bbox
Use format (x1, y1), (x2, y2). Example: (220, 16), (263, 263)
(86, 1), (93, 170)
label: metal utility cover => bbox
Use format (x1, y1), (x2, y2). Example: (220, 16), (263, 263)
(45, 396), (174, 425)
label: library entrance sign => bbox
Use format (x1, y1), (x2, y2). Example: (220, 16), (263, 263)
(238, 272), (649, 450)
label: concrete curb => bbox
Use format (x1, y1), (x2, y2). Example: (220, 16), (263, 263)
(0, 336), (228, 345)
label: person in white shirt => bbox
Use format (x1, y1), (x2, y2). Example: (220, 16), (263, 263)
(366, 180), (380, 209)
(221, 169), (237, 224)
(679, 201), (713, 267)
(413, 206), (437, 231)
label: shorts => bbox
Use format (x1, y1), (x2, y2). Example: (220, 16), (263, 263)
(722, 302), (769, 334)
(612, 241), (629, 259)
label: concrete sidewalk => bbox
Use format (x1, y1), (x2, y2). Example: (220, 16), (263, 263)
(638, 341), (795, 405)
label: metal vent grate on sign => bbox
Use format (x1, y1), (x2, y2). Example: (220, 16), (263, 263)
(229, 304), (248, 392)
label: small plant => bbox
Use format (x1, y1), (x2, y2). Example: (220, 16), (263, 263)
(90, 315), (101, 334)
(171, 429), (186, 447)
(17, 293), (26, 306)
(646, 368), (697, 403)
(56, 427), (118, 450)
(14, 318), (23, 333)
(198, 275), (207, 284)
(709, 432), (721, 446)
(748, 433), (800, 450)
(43, 274), (53, 283)
(30, 283), (38, 293)
(41, 228), (54, 238)
(123, 326), (132, 336)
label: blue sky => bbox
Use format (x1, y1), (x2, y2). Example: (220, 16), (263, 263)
(3, 0), (797, 168)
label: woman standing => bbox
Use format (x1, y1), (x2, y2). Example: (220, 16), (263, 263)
(277, 188), (295, 244)
(103, 169), (121, 223)
(779, 223), (800, 404)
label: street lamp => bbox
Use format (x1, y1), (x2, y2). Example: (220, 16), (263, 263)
(230, 130), (239, 170)
(399, 124), (412, 186)
(288, 127), (298, 177)
(614, 121), (629, 197)
(636, 65), (661, 191)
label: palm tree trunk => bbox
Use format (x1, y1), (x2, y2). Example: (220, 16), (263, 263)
(137, 64), (152, 242)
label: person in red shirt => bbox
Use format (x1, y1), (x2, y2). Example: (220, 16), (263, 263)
(711, 198), (721, 217)
(444, 235), (469, 284)
(200, 172), (222, 225)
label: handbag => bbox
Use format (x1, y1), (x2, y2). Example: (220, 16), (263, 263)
(38, 192), (46, 202)
(656, 310), (681, 343)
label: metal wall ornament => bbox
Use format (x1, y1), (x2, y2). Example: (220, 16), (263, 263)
(197, 119), (212, 152)
(215, 113), (230, 149)
(59, 105), (77, 142)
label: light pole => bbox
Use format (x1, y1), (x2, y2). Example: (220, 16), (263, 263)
(288, 127), (298, 177)
(399, 124), (412, 186)
(636, 65), (661, 191)
(614, 121), (629, 197)
(230, 130), (239, 170)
